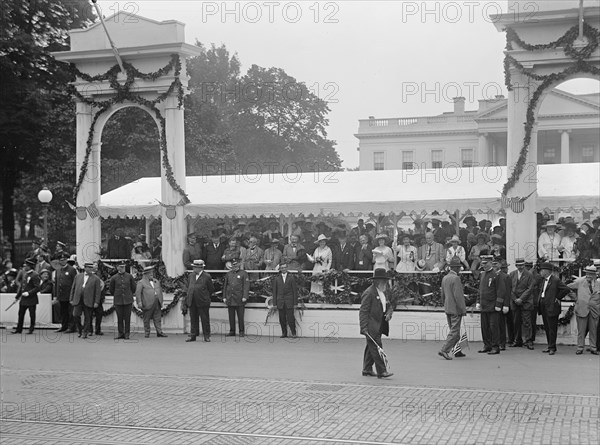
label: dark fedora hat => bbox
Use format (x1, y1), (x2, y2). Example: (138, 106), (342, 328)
(24, 258), (36, 268)
(372, 268), (388, 280)
(538, 262), (554, 271)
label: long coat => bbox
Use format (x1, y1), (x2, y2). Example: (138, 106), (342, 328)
(477, 269), (507, 312)
(135, 276), (163, 310)
(55, 264), (77, 302)
(223, 269), (250, 306)
(509, 269), (534, 311)
(441, 270), (466, 316)
(186, 272), (214, 308)
(537, 274), (570, 317)
(204, 242), (226, 270)
(16, 271), (41, 306)
(70, 273), (102, 308)
(359, 284), (393, 337)
(109, 272), (136, 305)
(272, 273), (298, 309)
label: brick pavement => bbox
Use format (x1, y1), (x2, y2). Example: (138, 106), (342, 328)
(1, 331), (598, 444)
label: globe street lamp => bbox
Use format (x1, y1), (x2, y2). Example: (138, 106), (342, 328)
(37, 187), (53, 245)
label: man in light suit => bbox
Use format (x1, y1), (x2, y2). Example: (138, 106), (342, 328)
(69, 262), (102, 339)
(282, 235), (304, 272)
(272, 261), (298, 338)
(509, 258), (534, 349)
(537, 262), (571, 355)
(183, 259), (214, 342)
(12, 258), (40, 334)
(567, 265), (600, 355)
(417, 232), (445, 271)
(359, 268), (393, 378)
(135, 265), (167, 338)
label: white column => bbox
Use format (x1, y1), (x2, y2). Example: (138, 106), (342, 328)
(75, 101), (102, 267)
(505, 72), (539, 269)
(560, 130), (570, 164)
(160, 95), (187, 277)
(478, 133), (489, 165)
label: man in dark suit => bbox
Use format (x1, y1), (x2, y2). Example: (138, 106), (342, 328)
(359, 268), (393, 378)
(272, 261), (298, 338)
(109, 261), (137, 339)
(12, 258), (40, 334)
(332, 231), (356, 271)
(222, 258), (250, 337)
(476, 255), (508, 354)
(495, 259), (513, 350)
(355, 235), (373, 271)
(537, 262), (571, 355)
(204, 230), (226, 271)
(54, 252), (77, 332)
(509, 258), (534, 349)
(69, 262), (102, 339)
(183, 232), (204, 270)
(183, 259), (214, 342)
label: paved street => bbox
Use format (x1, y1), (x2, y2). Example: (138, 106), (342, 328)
(1, 328), (598, 444)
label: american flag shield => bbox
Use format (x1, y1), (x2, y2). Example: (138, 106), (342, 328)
(451, 319), (470, 355)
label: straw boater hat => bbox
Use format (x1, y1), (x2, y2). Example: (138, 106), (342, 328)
(315, 234), (329, 243)
(514, 258), (526, 266)
(192, 259), (205, 267)
(584, 265), (597, 275)
(143, 265), (155, 273)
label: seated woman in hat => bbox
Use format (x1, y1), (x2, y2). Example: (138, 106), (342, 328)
(468, 233), (489, 277)
(372, 233), (394, 271)
(131, 242), (151, 265)
(394, 235), (417, 273)
(307, 234), (332, 295)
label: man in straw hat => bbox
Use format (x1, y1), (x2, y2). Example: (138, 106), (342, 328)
(538, 221), (561, 264)
(537, 262), (570, 355)
(439, 257), (467, 360)
(11, 258), (40, 334)
(135, 265), (167, 338)
(567, 265), (600, 355)
(359, 268), (393, 378)
(508, 258), (535, 350)
(183, 259), (214, 342)
(70, 262), (102, 339)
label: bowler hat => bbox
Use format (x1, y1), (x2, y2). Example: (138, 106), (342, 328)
(538, 262), (554, 271)
(372, 268), (388, 280)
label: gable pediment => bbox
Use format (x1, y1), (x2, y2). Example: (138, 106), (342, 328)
(70, 12), (185, 52)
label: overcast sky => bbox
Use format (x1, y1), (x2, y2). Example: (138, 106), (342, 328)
(108, 1), (597, 168)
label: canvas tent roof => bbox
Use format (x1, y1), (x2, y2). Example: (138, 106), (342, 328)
(99, 163), (600, 219)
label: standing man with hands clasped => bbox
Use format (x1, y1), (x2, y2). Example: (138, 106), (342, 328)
(537, 262), (571, 355)
(359, 268), (393, 379)
(135, 265), (168, 339)
(70, 262), (102, 339)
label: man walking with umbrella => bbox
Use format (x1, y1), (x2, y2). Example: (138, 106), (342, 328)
(359, 268), (394, 379)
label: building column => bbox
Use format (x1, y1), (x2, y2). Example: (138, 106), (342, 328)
(160, 95), (187, 277)
(505, 71), (539, 269)
(560, 130), (571, 164)
(75, 101), (102, 267)
(478, 133), (489, 165)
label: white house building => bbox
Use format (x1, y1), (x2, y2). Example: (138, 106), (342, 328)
(356, 90), (600, 171)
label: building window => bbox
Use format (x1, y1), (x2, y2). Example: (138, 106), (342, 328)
(373, 152), (385, 170)
(431, 150), (443, 169)
(402, 151), (414, 170)
(581, 146), (595, 163)
(461, 149), (474, 167)
(543, 147), (557, 163)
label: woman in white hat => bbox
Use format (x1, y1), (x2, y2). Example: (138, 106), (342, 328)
(131, 242), (151, 265)
(538, 221), (562, 264)
(308, 234), (332, 295)
(445, 235), (469, 270)
(394, 235), (417, 272)
(372, 233), (394, 271)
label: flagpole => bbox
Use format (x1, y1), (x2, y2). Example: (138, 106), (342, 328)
(91, 0), (126, 75)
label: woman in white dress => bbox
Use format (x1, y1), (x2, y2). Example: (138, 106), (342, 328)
(372, 233), (394, 271)
(395, 235), (417, 272)
(445, 235), (469, 270)
(308, 234), (332, 295)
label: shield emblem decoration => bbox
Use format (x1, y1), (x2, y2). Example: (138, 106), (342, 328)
(76, 207), (88, 220)
(165, 205), (177, 220)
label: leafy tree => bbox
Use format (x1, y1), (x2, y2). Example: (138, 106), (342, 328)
(0, 0), (94, 252)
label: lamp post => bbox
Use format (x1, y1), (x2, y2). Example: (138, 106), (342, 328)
(37, 187), (53, 244)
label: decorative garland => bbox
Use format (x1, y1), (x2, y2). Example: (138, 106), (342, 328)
(502, 22), (600, 195)
(66, 54), (189, 204)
